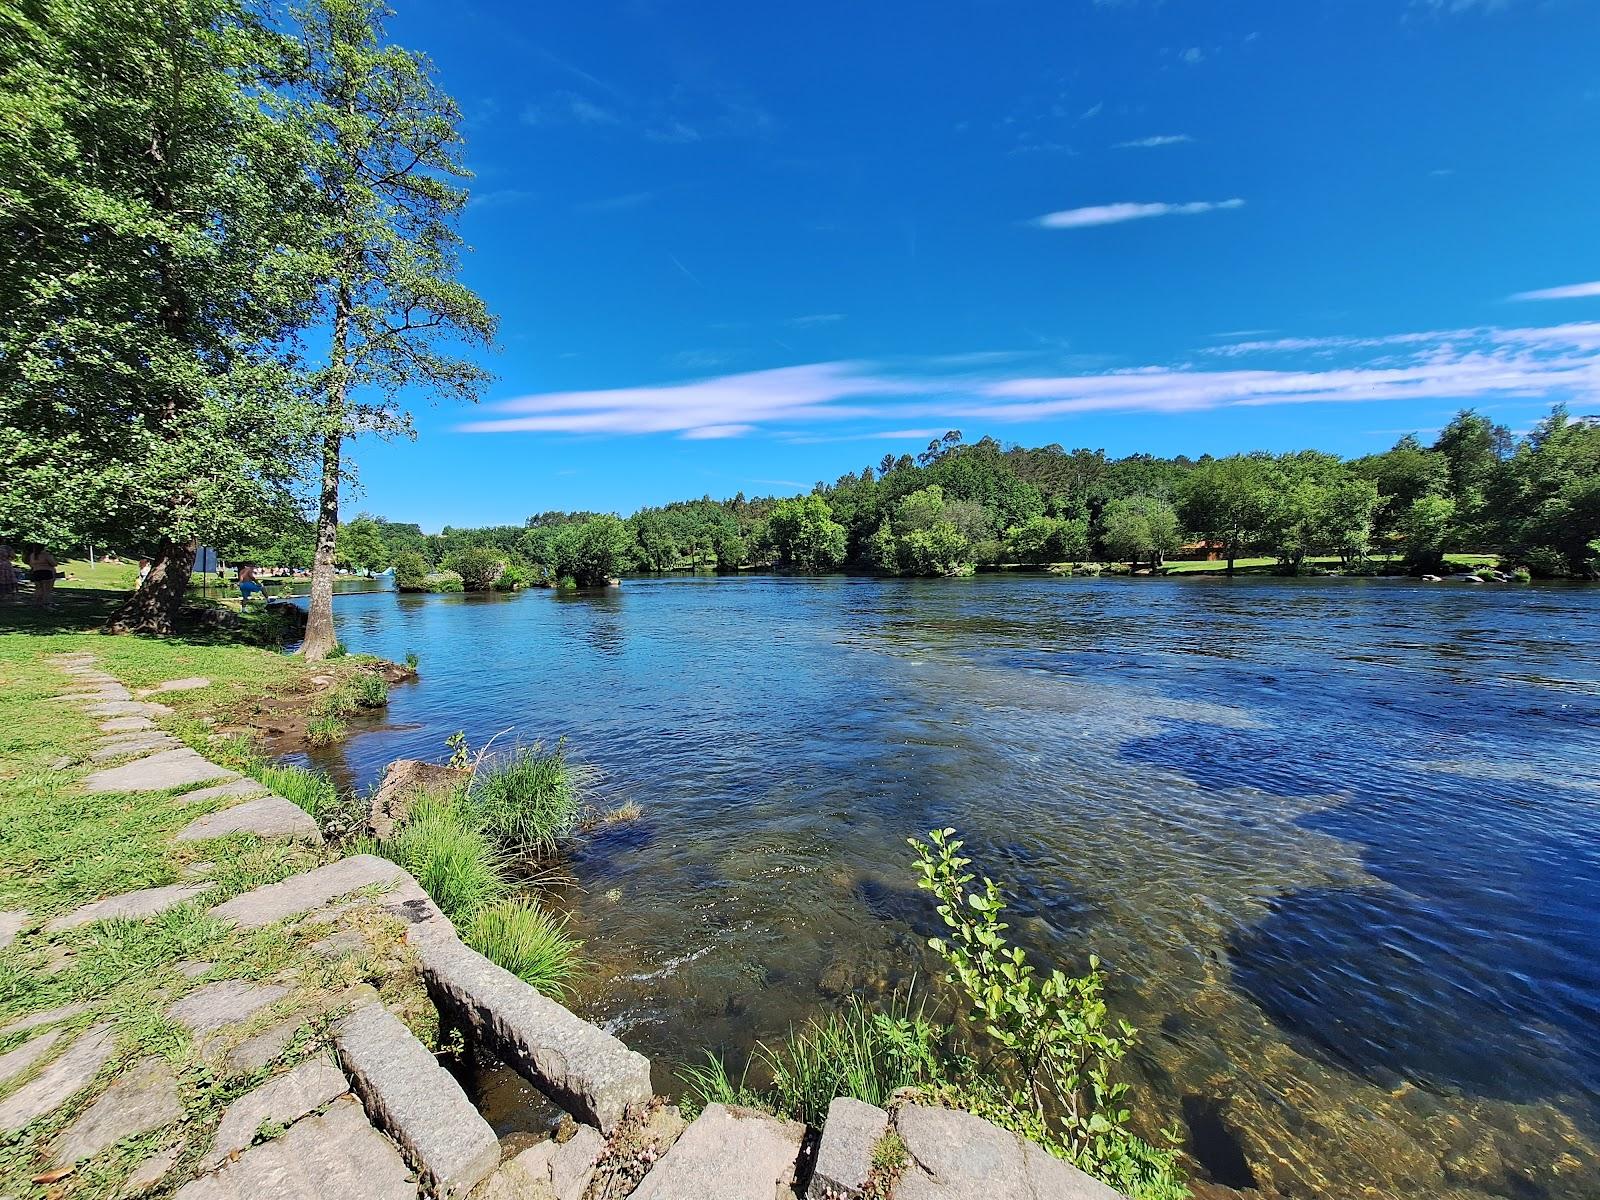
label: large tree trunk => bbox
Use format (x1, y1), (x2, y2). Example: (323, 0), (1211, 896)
(301, 428), (341, 661)
(106, 538), (197, 635)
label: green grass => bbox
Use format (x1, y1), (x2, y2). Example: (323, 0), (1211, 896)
(469, 743), (588, 857)
(379, 792), (507, 920)
(251, 762), (340, 823)
(464, 898), (581, 996)
(1160, 552), (1501, 576)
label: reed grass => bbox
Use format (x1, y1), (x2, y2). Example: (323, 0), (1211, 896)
(464, 898), (581, 995)
(380, 792), (507, 920)
(252, 762), (339, 823)
(469, 743), (589, 856)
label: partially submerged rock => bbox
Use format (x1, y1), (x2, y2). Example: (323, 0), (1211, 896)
(368, 758), (468, 840)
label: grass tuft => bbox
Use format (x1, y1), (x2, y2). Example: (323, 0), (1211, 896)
(464, 898), (581, 995)
(470, 743), (588, 857)
(380, 793), (507, 920)
(306, 715), (346, 746)
(252, 763), (339, 823)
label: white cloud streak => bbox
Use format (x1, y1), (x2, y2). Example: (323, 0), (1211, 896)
(1114, 135), (1194, 148)
(1032, 198), (1244, 228)
(1510, 280), (1600, 302)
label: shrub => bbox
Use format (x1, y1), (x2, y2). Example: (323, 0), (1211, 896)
(393, 551), (431, 592)
(465, 898), (581, 995)
(424, 571), (464, 592)
(380, 793), (507, 920)
(494, 561), (534, 591)
(351, 673), (388, 708)
(469, 744), (588, 856)
(252, 763), (338, 823)
(443, 546), (506, 591)
(1511, 565), (1532, 582)
(306, 715), (346, 746)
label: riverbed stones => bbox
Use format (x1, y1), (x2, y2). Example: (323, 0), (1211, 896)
(202, 1054), (348, 1170)
(482, 1125), (604, 1200)
(175, 795), (323, 845)
(0, 908), (26, 948)
(83, 747), (235, 794)
(177, 778), (270, 806)
(53, 1057), (181, 1165)
(333, 1002), (498, 1199)
(208, 855), (409, 929)
(629, 1104), (805, 1200)
(174, 1095), (417, 1200)
(890, 1105), (1126, 1200)
(0, 1023), (117, 1134)
(46, 883), (212, 932)
(0, 1027), (63, 1086)
(411, 926), (652, 1132)
(808, 1097), (889, 1199)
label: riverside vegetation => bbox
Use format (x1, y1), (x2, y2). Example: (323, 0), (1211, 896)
(255, 412), (1599, 590)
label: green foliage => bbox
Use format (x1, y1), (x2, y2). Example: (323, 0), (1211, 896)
(1101, 495), (1183, 568)
(910, 829), (1185, 1199)
(325, 642), (348, 659)
(549, 515), (631, 586)
(305, 714), (346, 745)
(767, 495), (848, 572)
(468, 744), (587, 857)
(336, 516), (389, 574)
(251, 763), (338, 823)
(425, 570), (464, 592)
(1397, 495), (1456, 572)
(392, 551), (431, 592)
(494, 560), (535, 591)
(464, 898), (581, 996)
(350, 672), (388, 708)
(404, 649), (420, 669)
(442, 546), (506, 591)
(380, 792), (507, 920)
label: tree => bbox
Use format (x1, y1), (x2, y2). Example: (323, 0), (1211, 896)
(551, 515), (631, 586)
(1396, 496), (1456, 573)
(767, 496), (847, 572)
(336, 514), (387, 573)
(1100, 495), (1182, 570)
(392, 549), (430, 591)
(1492, 406), (1600, 575)
(290, 0), (496, 660)
(1432, 410), (1509, 543)
(0, 0), (320, 632)
(442, 545), (505, 590)
(1181, 455), (1269, 574)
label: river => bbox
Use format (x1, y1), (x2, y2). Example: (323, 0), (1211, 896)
(294, 573), (1600, 1199)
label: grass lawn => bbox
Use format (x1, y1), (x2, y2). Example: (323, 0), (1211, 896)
(1161, 552), (1500, 575)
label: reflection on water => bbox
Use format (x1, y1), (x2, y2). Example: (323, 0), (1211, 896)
(293, 574), (1600, 1198)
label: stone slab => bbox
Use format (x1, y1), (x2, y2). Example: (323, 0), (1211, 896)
(809, 1096), (889, 1199)
(506, 1124), (605, 1200)
(1, 1001), (91, 1035)
(0, 909), (26, 949)
(54, 1056), (181, 1164)
(176, 795), (323, 845)
(202, 1054), (348, 1170)
(91, 735), (181, 762)
(412, 925), (652, 1133)
(0, 1023), (117, 1135)
(154, 677), (212, 693)
(84, 748), (235, 794)
(177, 778), (271, 806)
(630, 1103), (805, 1200)
(167, 980), (290, 1042)
(890, 1105), (1126, 1200)
(99, 716), (157, 733)
(208, 855), (411, 930)
(46, 883), (212, 932)
(0, 1027), (64, 1087)
(85, 701), (169, 718)
(123, 1144), (183, 1195)
(173, 1095), (417, 1200)
(333, 1002), (498, 1199)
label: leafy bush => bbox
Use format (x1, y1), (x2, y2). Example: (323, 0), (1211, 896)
(424, 571), (464, 592)
(469, 743), (588, 856)
(404, 649), (420, 670)
(494, 560), (535, 591)
(393, 551), (431, 592)
(465, 898), (581, 995)
(1522, 546), (1568, 578)
(380, 793), (507, 920)
(1510, 565), (1532, 582)
(325, 642), (348, 659)
(443, 546), (506, 590)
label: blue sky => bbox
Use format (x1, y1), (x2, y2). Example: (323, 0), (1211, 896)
(357, 0), (1600, 530)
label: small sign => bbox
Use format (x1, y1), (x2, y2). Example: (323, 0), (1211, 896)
(194, 546), (218, 574)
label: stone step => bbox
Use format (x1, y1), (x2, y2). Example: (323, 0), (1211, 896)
(167, 979), (291, 1057)
(201, 1054), (349, 1171)
(333, 1001), (498, 1199)
(409, 923), (652, 1133)
(178, 778), (272, 806)
(1, 1001), (91, 1035)
(808, 1096), (890, 1199)
(0, 1028), (64, 1087)
(889, 1105), (1126, 1200)
(0, 908), (26, 949)
(209, 855), (447, 933)
(45, 882), (212, 932)
(52, 1055), (180, 1165)
(628, 1103), (806, 1200)
(83, 748), (236, 794)
(90, 734), (182, 762)
(478, 1125), (604, 1200)
(175, 794), (323, 845)
(99, 715), (157, 733)
(174, 1095), (418, 1200)
(0, 1022), (117, 1135)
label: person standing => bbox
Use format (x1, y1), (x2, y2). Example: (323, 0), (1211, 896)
(26, 545), (57, 607)
(0, 544), (16, 597)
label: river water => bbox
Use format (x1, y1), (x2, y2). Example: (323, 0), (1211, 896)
(298, 573), (1600, 1199)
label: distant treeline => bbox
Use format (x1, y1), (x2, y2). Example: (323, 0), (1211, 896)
(237, 406), (1600, 583)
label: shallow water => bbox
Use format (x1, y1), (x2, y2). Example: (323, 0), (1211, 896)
(298, 574), (1600, 1198)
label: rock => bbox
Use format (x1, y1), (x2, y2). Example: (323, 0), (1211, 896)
(154, 677), (212, 693)
(173, 1095), (416, 1200)
(0, 909), (26, 948)
(202, 1054), (349, 1170)
(175, 961), (214, 978)
(175, 795), (323, 845)
(513, 1124), (605, 1200)
(890, 1105), (1125, 1200)
(84, 748), (235, 794)
(177, 778), (271, 806)
(369, 760), (469, 840)
(411, 927), (652, 1133)
(122, 1144), (183, 1195)
(208, 855), (415, 930)
(0, 1027), (64, 1086)
(54, 1057), (181, 1164)
(808, 1097), (889, 1199)
(629, 1104), (805, 1200)
(0, 1023), (117, 1135)
(85, 700), (170, 718)
(167, 979), (289, 1045)
(99, 716), (157, 734)
(333, 1002), (498, 1199)
(1, 1000), (91, 1035)
(90, 734), (181, 762)
(46, 883), (212, 932)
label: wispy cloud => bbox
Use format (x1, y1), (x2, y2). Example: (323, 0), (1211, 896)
(785, 313), (845, 328)
(467, 188), (537, 211)
(1114, 134), (1193, 149)
(458, 322), (1600, 440)
(576, 190), (654, 213)
(522, 92), (621, 127)
(1510, 280), (1600, 302)
(1031, 198), (1244, 228)
(1180, 47), (1205, 64)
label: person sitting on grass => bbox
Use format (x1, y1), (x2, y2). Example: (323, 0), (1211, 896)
(238, 563), (267, 603)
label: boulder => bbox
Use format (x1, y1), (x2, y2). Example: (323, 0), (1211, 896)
(369, 759), (469, 840)
(890, 1105), (1125, 1200)
(808, 1097), (889, 1199)
(629, 1104), (805, 1200)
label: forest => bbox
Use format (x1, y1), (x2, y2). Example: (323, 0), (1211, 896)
(246, 407), (1600, 585)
